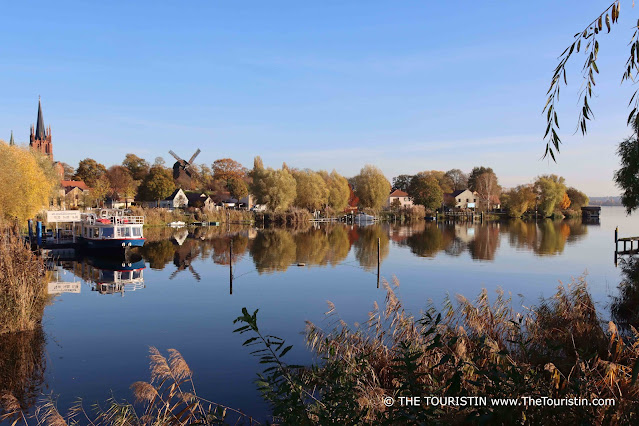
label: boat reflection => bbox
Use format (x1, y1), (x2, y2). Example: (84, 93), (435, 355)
(59, 255), (146, 296)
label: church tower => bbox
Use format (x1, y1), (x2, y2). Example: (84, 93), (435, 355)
(30, 97), (53, 160)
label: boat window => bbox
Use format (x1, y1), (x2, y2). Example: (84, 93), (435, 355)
(117, 227), (124, 237)
(101, 228), (114, 238)
(124, 227), (131, 237)
(101, 271), (115, 281)
(132, 227), (141, 237)
(93, 228), (100, 238)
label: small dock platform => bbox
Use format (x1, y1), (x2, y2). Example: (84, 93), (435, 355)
(615, 227), (639, 260)
(582, 206), (601, 219)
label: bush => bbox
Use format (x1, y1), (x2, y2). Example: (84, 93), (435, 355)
(0, 224), (48, 334)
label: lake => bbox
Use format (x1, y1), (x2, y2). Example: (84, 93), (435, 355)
(4, 206), (639, 421)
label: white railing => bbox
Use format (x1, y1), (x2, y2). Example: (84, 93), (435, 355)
(114, 216), (144, 224)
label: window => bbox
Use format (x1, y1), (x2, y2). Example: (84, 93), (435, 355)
(101, 228), (114, 238)
(124, 227), (131, 237)
(93, 228), (99, 238)
(466, 198), (469, 202)
(132, 227), (141, 237)
(458, 198), (461, 202)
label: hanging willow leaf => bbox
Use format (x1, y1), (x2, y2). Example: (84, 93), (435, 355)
(606, 14), (611, 33)
(598, 16), (603, 31)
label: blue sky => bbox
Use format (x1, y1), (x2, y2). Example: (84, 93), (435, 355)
(1, 1), (635, 196)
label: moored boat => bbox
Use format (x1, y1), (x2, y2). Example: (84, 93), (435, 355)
(74, 209), (145, 250)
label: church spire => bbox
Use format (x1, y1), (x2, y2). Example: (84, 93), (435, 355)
(35, 96), (45, 140)
(9, 130), (14, 145)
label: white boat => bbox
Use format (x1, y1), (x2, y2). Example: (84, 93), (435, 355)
(168, 221), (186, 228)
(354, 213), (377, 222)
(74, 209), (145, 249)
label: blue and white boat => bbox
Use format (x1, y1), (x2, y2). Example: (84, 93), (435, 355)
(74, 209), (145, 249)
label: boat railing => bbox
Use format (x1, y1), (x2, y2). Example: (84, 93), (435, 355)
(114, 216), (144, 225)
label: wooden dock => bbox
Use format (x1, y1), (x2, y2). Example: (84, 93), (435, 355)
(615, 227), (639, 265)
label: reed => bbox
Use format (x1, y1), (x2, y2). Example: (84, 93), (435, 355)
(0, 224), (48, 334)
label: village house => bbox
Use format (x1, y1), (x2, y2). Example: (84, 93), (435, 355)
(444, 189), (477, 209)
(386, 189), (414, 208)
(185, 192), (215, 211)
(139, 188), (189, 209)
(60, 180), (90, 209)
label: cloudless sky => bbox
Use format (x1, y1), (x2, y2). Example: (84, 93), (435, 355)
(1, 1), (635, 196)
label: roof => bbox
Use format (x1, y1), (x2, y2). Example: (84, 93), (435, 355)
(449, 189), (469, 197)
(165, 188), (185, 200)
(389, 189), (409, 197)
(61, 180), (89, 191)
(35, 98), (46, 140)
(185, 192), (210, 203)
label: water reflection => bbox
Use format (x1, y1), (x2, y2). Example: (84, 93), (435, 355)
(611, 257), (639, 332)
(0, 329), (46, 414)
(137, 220), (592, 275)
(59, 256), (146, 295)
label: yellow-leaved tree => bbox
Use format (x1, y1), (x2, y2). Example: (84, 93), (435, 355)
(0, 142), (58, 224)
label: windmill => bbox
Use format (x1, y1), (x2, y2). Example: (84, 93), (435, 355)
(169, 149), (201, 181)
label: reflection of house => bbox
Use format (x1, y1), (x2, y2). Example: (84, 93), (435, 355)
(61, 180), (89, 208)
(387, 189), (413, 208)
(444, 189), (477, 209)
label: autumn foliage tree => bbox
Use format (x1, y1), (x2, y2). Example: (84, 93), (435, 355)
(322, 170), (350, 212)
(106, 165), (136, 204)
(408, 174), (443, 210)
(293, 169), (328, 211)
(0, 142), (57, 223)
(122, 153), (150, 181)
(139, 166), (176, 206)
(353, 165), (391, 211)
(74, 158), (107, 188)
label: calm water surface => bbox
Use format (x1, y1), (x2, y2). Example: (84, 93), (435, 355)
(6, 207), (639, 421)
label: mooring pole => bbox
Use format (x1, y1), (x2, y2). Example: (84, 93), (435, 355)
(377, 237), (381, 289)
(229, 238), (233, 295)
(615, 226), (618, 250)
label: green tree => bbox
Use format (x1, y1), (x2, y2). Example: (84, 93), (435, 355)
(418, 170), (453, 194)
(262, 168), (297, 211)
(408, 173), (443, 210)
(614, 124), (639, 214)
(467, 166), (494, 192)
(293, 169), (328, 211)
(140, 166), (176, 205)
(353, 165), (391, 210)
(249, 156), (268, 204)
(392, 174), (413, 192)
(122, 154), (150, 181)
(534, 175), (567, 217)
(74, 158), (107, 188)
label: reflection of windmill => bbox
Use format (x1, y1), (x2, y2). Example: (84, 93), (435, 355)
(169, 149), (201, 181)
(169, 241), (201, 281)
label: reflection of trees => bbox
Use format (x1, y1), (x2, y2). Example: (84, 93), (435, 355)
(325, 225), (351, 266)
(140, 240), (176, 270)
(211, 234), (249, 265)
(294, 229), (330, 266)
(467, 224), (500, 261)
(611, 257), (639, 333)
(394, 223), (453, 258)
(504, 219), (588, 256)
(250, 229), (297, 273)
(353, 224), (389, 270)
(0, 328), (46, 416)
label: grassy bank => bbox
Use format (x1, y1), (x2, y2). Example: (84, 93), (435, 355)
(130, 207), (254, 227)
(0, 225), (48, 334)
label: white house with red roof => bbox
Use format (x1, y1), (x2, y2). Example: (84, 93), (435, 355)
(386, 189), (414, 208)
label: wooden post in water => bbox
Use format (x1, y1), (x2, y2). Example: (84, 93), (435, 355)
(377, 237), (380, 289)
(229, 238), (233, 295)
